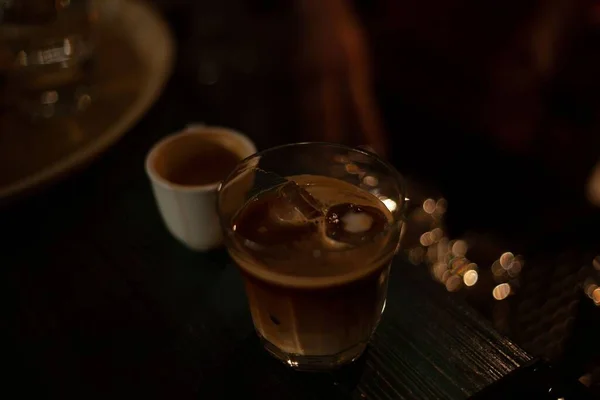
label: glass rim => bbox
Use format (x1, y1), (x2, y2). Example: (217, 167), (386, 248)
(217, 141), (408, 234)
(218, 141), (406, 201)
(216, 142), (407, 288)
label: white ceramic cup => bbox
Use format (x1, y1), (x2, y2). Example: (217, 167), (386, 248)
(145, 125), (256, 251)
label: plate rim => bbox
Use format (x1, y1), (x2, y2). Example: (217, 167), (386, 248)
(0, 0), (175, 201)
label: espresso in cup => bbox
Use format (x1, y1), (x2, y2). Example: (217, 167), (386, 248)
(146, 125), (256, 251)
(156, 140), (243, 187)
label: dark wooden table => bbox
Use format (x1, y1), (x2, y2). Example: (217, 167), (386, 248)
(0, 85), (534, 399)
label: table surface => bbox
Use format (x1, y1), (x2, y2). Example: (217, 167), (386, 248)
(1, 93), (532, 400)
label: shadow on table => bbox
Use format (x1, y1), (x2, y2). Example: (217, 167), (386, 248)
(201, 333), (366, 400)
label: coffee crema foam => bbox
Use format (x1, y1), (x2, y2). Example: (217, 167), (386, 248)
(230, 175), (395, 287)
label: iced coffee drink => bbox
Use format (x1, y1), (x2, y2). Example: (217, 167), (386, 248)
(218, 144), (404, 369)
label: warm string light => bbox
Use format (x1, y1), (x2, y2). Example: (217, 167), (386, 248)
(404, 195), (600, 307)
(404, 197), (482, 292)
(402, 196), (530, 297)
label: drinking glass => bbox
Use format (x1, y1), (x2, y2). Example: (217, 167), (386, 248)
(218, 143), (406, 370)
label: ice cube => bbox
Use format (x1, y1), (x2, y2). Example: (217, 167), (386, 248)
(324, 203), (388, 246)
(270, 181), (323, 224)
(234, 181), (322, 248)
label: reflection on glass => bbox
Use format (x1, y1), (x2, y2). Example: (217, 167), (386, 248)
(363, 175), (378, 187)
(381, 197), (397, 212)
(344, 163), (360, 174)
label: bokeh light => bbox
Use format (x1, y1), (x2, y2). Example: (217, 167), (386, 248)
(345, 163), (360, 174)
(363, 175), (379, 187)
(430, 228), (443, 242)
(499, 252), (515, 269)
(423, 198), (436, 214)
(400, 195), (526, 294)
(463, 270), (478, 287)
(491, 260), (504, 277)
(451, 257), (470, 275)
(451, 240), (468, 257)
(508, 257), (523, 277)
(593, 288), (600, 305)
(441, 270), (452, 284)
(420, 232), (434, 246)
(432, 261), (448, 281)
(435, 198), (447, 214)
(493, 283), (511, 300)
(446, 275), (462, 292)
(584, 279), (598, 298)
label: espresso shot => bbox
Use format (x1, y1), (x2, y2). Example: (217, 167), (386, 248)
(150, 130), (245, 188)
(146, 126), (256, 251)
(165, 144), (241, 186)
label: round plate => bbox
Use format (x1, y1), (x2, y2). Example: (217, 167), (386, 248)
(0, 0), (174, 201)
